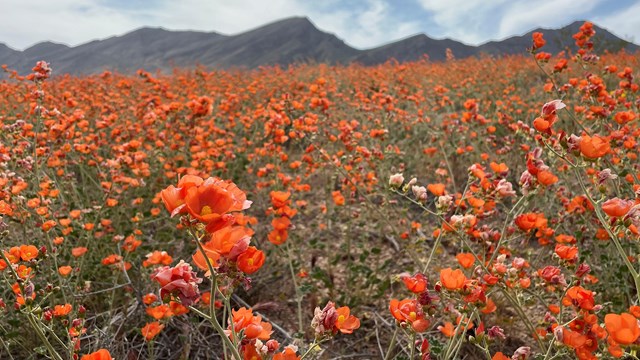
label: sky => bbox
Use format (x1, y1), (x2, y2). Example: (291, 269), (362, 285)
(1, 0), (639, 51)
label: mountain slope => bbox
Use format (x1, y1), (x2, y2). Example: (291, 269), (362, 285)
(1, 18), (637, 75)
(478, 21), (637, 56)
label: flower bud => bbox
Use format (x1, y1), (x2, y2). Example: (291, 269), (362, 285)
(389, 173), (404, 188)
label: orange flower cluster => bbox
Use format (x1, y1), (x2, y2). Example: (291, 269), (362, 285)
(161, 175), (251, 232)
(267, 191), (296, 245)
(311, 301), (360, 337)
(161, 175), (264, 276)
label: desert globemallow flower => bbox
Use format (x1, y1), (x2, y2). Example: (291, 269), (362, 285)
(579, 135), (610, 159)
(605, 312), (640, 345)
(161, 176), (251, 232)
(440, 268), (467, 291)
(389, 298), (430, 332)
(533, 99), (565, 134)
(311, 301), (360, 337)
(80, 349), (112, 360)
(601, 198), (634, 218)
(151, 260), (202, 306)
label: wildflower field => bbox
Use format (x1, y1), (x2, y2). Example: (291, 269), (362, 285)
(2, 22), (640, 359)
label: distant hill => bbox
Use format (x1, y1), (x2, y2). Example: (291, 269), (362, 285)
(1, 17), (637, 75)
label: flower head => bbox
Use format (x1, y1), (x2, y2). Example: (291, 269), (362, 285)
(151, 260), (202, 306)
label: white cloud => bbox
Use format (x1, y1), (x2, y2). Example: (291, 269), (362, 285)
(149, 0), (308, 35)
(0, 0), (151, 50)
(310, 0), (422, 49)
(497, 0), (601, 39)
(593, 1), (640, 44)
(0, 0), (637, 51)
(416, 0), (511, 44)
(0, 0), (419, 50)
(415, 0), (612, 45)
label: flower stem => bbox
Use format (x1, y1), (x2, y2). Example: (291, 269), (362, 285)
(574, 168), (640, 300)
(190, 229), (242, 360)
(285, 241), (305, 337)
(383, 327), (398, 360)
(409, 331), (416, 359)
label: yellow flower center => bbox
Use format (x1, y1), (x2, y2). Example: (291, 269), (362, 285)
(247, 259), (254, 266)
(409, 311), (416, 320)
(338, 315), (346, 323)
(201, 205), (212, 216)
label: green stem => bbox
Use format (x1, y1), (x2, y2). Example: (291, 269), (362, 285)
(285, 242), (305, 336)
(190, 229), (242, 360)
(409, 331), (416, 360)
(501, 288), (545, 351)
(299, 339), (321, 360)
(384, 327), (399, 360)
(574, 168), (640, 300)
(26, 312), (63, 360)
(148, 341), (155, 360)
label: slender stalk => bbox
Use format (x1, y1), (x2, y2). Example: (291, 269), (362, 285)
(284, 241), (305, 336)
(26, 312), (63, 360)
(422, 231), (443, 273)
(501, 288), (545, 351)
(148, 340), (155, 360)
(383, 327), (399, 360)
(0, 239), (64, 359)
(409, 331), (416, 360)
(299, 339), (322, 360)
(574, 168), (640, 299)
(190, 229), (242, 360)
(0, 335), (14, 360)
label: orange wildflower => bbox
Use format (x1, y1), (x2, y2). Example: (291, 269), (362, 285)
(80, 349), (112, 360)
(455, 253), (475, 268)
(440, 268), (466, 290)
(270, 191), (291, 208)
(271, 216), (291, 231)
(602, 198), (633, 218)
(555, 244), (578, 262)
(142, 250), (173, 267)
(389, 298), (429, 332)
(192, 247), (221, 273)
(206, 226), (253, 259)
(334, 306), (360, 334)
(562, 286), (595, 311)
(492, 352), (510, 360)
(532, 32), (546, 50)
(58, 266), (72, 276)
(227, 307), (272, 340)
(438, 321), (455, 337)
(268, 229), (288, 245)
(427, 183), (446, 196)
(183, 177), (251, 232)
(71, 247), (88, 257)
(580, 135), (610, 159)
(143, 293), (158, 305)
(605, 313), (640, 345)
(515, 212), (547, 232)
(141, 321), (164, 341)
(0, 200), (13, 216)
(53, 304), (72, 317)
(237, 246), (265, 274)
(146, 304), (173, 320)
(536, 170), (558, 186)
(400, 272), (427, 294)
(273, 347), (300, 360)
(19, 245), (38, 261)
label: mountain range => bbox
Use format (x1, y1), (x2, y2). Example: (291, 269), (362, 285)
(0, 17), (637, 75)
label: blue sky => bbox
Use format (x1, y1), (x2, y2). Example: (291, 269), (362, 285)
(2, 0), (639, 50)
